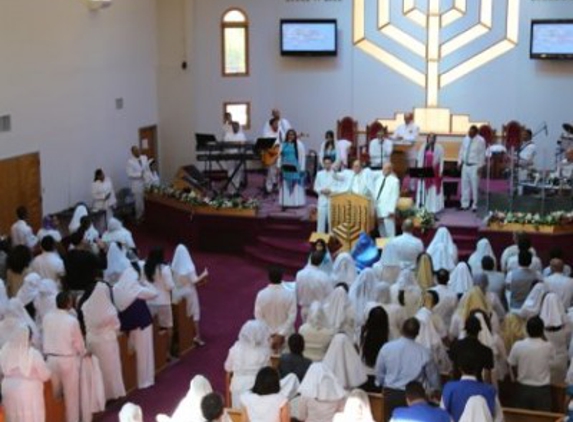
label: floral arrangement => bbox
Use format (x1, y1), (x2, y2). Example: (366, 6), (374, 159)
(396, 207), (436, 232)
(146, 184), (259, 210)
(485, 210), (573, 227)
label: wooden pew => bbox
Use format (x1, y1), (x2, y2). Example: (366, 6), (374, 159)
(503, 407), (565, 422)
(153, 319), (170, 374)
(118, 333), (138, 393)
(367, 393), (385, 422)
(172, 299), (196, 356)
(551, 384), (567, 414)
(44, 380), (66, 422)
(226, 408), (242, 422)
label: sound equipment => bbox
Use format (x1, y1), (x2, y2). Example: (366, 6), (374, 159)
(173, 165), (208, 194)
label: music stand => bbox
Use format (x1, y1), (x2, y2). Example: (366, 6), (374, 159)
(408, 167), (435, 210)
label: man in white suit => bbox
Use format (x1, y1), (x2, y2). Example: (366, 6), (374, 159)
(371, 163), (400, 238)
(457, 126), (486, 211)
(126, 146), (148, 221)
(313, 156), (337, 233)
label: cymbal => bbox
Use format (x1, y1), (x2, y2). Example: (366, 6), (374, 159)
(563, 123), (573, 134)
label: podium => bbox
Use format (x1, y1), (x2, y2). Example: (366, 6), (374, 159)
(330, 192), (375, 251)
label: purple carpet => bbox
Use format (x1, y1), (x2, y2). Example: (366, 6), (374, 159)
(96, 227), (268, 421)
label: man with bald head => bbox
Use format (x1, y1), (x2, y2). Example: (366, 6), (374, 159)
(544, 258), (573, 309)
(385, 219), (424, 269)
(371, 163), (400, 238)
(394, 113), (419, 143)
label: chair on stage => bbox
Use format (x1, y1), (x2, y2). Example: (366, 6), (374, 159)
(337, 116), (359, 163)
(503, 120), (524, 151)
(479, 124), (496, 146)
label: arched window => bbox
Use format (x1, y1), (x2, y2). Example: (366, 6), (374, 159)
(221, 8), (249, 76)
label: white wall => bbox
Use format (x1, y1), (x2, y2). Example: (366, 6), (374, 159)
(156, 0), (573, 175)
(0, 0), (158, 213)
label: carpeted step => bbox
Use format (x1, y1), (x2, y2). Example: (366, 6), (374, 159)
(263, 224), (314, 239)
(257, 236), (311, 260)
(244, 245), (303, 275)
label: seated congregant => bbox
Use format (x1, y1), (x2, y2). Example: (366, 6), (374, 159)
(278, 333), (312, 382)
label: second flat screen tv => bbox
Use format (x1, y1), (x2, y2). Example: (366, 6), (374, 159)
(530, 19), (573, 59)
(280, 19), (337, 56)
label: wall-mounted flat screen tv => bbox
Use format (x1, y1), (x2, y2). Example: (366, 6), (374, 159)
(531, 19), (573, 59)
(280, 19), (337, 56)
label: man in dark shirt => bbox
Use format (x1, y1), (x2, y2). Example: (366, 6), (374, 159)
(278, 333), (312, 381)
(448, 315), (494, 383)
(63, 232), (103, 291)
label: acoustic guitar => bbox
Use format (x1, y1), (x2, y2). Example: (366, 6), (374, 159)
(260, 132), (308, 167)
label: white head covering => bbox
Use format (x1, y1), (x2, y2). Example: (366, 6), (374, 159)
(170, 375), (212, 422)
(81, 282), (118, 329)
(119, 403), (143, 422)
(307, 301), (329, 330)
(34, 278), (59, 321)
(540, 292), (566, 328)
(427, 227), (458, 271)
(375, 282), (391, 305)
(323, 333), (368, 389)
(280, 373), (301, 400)
(396, 268), (417, 289)
(332, 252), (357, 286)
(333, 389), (375, 422)
(448, 263), (473, 295)
(17, 272), (41, 306)
(298, 362), (346, 401)
(323, 287), (354, 332)
(519, 282), (548, 319)
(112, 267), (144, 312)
(415, 307), (442, 349)
(171, 244), (196, 277)
(468, 238), (497, 274)
(69, 204), (89, 233)
(474, 312), (495, 349)
(0, 325), (34, 377)
(0, 299), (39, 349)
(107, 217), (122, 232)
(0, 278), (9, 317)
(458, 395), (493, 422)
(237, 320), (270, 348)
(379, 241), (400, 266)
(349, 269), (380, 324)
(104, 243), (131, 283)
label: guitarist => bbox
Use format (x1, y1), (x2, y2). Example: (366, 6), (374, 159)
(262, 112), (291, 194)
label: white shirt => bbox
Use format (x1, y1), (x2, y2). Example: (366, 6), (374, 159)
(254, 284), (297, 336)
(508, 337), (554, 386)
(10, 220), (38, 249)
(387, 233), (424, 269)
(31, 251), (65, 281)
(339, 168), (375, 197)
(147, 265), (175, 306)
(126, 156), (147, 184)
(336, 139), (353, 168)
(429, 284), (458, 329)
(224, 131), (247, 143)
(368, 138), (393, 167)
(519, 142), (536, 167)
(371, 173), (400, 218)
(506, 254), (542, 274)
(241, 392), (287, 422)
(457, 134), (486, 167)
(500, 245), (537, 273)
(394, 122), (419, 143)
(295, 266), (333, 309)
(91, 178), (117, 211)
(42, 309), (86, 356)
(544, 273), (573, 309)
(314, 169), (337, 207)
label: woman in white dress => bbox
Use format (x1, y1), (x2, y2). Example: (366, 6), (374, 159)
(278, 129), (306, 208)
(427, 227), (458, 271)
(349, 269), (385, 328)
(448, 262), (474, 297)
(79, 281), (126, 401)
(333, 389), (375, 422)
(298, 302), (335, 362)
(322, 287), (355, 337)
(241, 367), (289, 422)
(0, 325), (51, 422)
(224, 319), (271, 408)
(539, 292), (571, 383)
(331, 252), (357, 287)
(91, 169), (117, 220)
(416, 134), (444, 214)
(468, 238), (497, 274)
(322, 333), (367, 390)
(297, 362), (347, 422)
(101, 218), (136, 251)
(104, 243), (131, 284)
(0, 298), (40, 350)
(390, 269), (422, 318)
(171, 244), (208, 345)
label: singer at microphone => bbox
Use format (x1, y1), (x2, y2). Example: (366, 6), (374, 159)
(517, 128), (537, 183)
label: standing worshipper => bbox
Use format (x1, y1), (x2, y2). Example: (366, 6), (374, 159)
(416, 133), (445, 213)
(393, 112), (420, 143)
(171, 243), (208, 346)
(278, 333), (312, 381)
(6, 245), (33, 297)
(296, 252), (333, 321)
(104, 243), (131, 284)
(370, 163), (400, 238)
(448, 262), (474, 297)
(375, 318), (441, 416)
(340, 160), (376, 197)
(314, 156), (337, 233)
(298, 302), (335, 362)
(0, 325), (51, 422)
(31, 235), (65, 283)
(500, 232), (538, 273)
(113, 266), (158, 389)
(331, 251), (357, 287)
(506, 251), (539, 310)
(333, 389), (375, 422)
(468, 238), (496, 275)
(544, 258), (573, 309)
(10, 206), (38, 250)
(43, 292), (86, 422)
(322, 287), (356, 337)
(390, 381), (451, 422)
(368, 128), (393, 169)
(278, 129), (306, 208)
(126, 146), (148, 221)
(385, 219), (424, 270)
(508, 316), (554, 411)
(481, 256), (507, 311)
(323, 333), (368, 390)
(359, 306), (390, 391)
(224, 319), (271, 407)
(79, 281), (126, 401)
(297, 362), (347, 422)
(101, 218), (136, 251)
(241, 367), (290, 422)
(427, 227), (458, 271)
(430, 269), (459, 329)
(539, 293), (570, 383)
(254, 267), (297, 353)
(91, 168), (116, 220)
(457, 126), (486, 211)
(319, 131), (339, 169)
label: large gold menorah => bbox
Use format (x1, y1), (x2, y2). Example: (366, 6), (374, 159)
(353, 0), (520, 132)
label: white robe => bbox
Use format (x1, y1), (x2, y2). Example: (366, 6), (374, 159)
(31, 251), (65, 282)
(427, 227), (458, 271)
(126, 155), (148, 219)
(101, 218), (136, 250)
(295, 266), (333, 319)
(370, 173), (400, 219)
(368, 138), (393, 168)
(81, 282), (126, 400)
(299, 303), (335, 362)
(468, 238), (497, 274)
(322, 333), (367, 389)
(331, 253), (357, 287)
(254, 284), (297, 337)
(385, 233), (424, 270)
(171, 244), (202, 321)
(91, 178), (117, 213)
(278, 140), (306, 207)
(416, 143), (444, 213)
(10, 220), (38, 249)
(322, 288), (355, 337)
(314, 169), (337, 233)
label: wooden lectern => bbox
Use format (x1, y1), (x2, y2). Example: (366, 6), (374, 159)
(330, 192), (375, 251)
